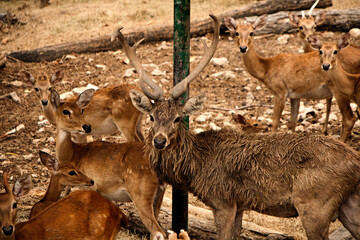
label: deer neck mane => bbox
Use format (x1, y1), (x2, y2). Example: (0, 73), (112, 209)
(242, 41), (267, 81)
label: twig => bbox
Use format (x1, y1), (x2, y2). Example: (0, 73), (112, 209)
(208, 105), (274, 112)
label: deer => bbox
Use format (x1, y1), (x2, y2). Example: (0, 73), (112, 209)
(29, 151), (95, 219)
(115, 14), (360, 240)
(311, 34), (360, 110)
(49, 88), (166, 239)
(288, 0), (360, 74)
(225, 14), (357, 142)
(21, 69), (144, 143)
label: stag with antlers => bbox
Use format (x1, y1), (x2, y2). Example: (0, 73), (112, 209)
(112, 14), (360, 240)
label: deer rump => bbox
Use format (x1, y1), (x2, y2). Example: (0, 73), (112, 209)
(149, 130), (360, 218)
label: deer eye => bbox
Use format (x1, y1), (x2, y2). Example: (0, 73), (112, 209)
(150, 115), (154, 122)
(253, 123), (259, 127)
(249, 32), (254, 36)
(319, 50), (323, 55)
(63, 110), (71, 115)
(174, 117), (181, 123)
(69, 171), (77, 176)
(235, 32), (239, 37)
(12, 202), (17, 209)
(313, 26), (317, 30)
(48, 87), (52, 91)
(299, 26), (304, 30)
(34, 88), (39, 92)
(333, 50), (338, 55)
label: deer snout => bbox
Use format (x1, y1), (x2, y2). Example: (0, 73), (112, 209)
(153, 136), (167, 150)
(2, 225), (14, 236)
(239, 46), (248, 53)
(82, 124), (92, 133)
(322, 63), (331, 71)
(41, 99), (49, 106)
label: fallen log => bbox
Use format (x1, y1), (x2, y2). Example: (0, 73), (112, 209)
(9, 0), (332, 62)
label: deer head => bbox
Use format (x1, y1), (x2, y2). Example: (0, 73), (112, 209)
(0, 173), (32, 239)
(112, 14), (219, 150)
(288, 0), (327, 43)
(225, 15), (267, 53)
(309, 34), (350, 71)
(50, 89), (94, 134)
(21, 70), (64, 106)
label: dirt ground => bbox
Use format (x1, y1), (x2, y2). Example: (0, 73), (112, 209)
(1, 0), (360, 240)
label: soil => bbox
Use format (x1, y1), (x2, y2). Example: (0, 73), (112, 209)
(1, 14), (360, 240)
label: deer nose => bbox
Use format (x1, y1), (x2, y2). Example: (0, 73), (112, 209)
(322, 63), (331, 71)
(90, 180), (95, 185)
(82, 124), (92, 133)
(239, 46), (248, 53)
(41, 99), (48, 106)
(154, 137), (167, 149)
(2, 225), (14, 236)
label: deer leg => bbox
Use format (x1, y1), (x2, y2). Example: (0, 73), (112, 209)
(153, 184), (166, 220)
(211, 203), (237, 240)
(233, 208), (243, 240)
(338, 185), (360, 239)
(322, 97), (332, 135)
(290, 98), (300, 132)
(271, 95), (286, 132)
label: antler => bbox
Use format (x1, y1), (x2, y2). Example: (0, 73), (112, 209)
(111, 27), (164, 100)
(308, 0), (320, 16)
(170, 14), (220, 100)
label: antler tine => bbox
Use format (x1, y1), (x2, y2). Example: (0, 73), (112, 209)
(309, 0), (320, 16)
(111, 27), (164, 100)
(170, 14), (220, 100)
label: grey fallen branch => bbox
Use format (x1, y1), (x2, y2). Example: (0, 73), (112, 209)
(209, 105), (274, 112)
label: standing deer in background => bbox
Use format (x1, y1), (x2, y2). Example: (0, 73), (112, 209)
(288, 0), (360, 74)
(117, 14), (360, 240)
(225, 14), (357, 142)
(21, 70), (144, 142)
(29, 151), (94, 219)
(50, 89), (166, 239)
(312, 34), (360, 108)
(0, 173), (32, 239)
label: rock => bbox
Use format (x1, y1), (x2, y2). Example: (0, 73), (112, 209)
(37, 128), (45, 133)
(210, 71), (236, 80)
(350, 28), (360, 39)
(38, 116), (45, 121)
(350, 103), (357, 112)
(33, 139), (42, 144)
(6, 124), (25, 135)
(86, 71), (91, 75)
(60, 91), (74, 100)
(124, 68), (135, 78)
(72, 84), (98, 95)
(160, 78), (169, 85)
(10, 81), (23, 87)
(23, 154), (34, 160)
(95, 64), (107, 70)
(151, 68), (166, 76)
(210, 57), (229, 67)
(315, 102), (326, 111)
(194, 128), (204, 134)
(277, 34), (290, 44)
(65, 55), (77, 60)
(195, 114), (211, 122)
(223, 122), (235, 128)
(298, 49), (304, 53)
(209, 122), (221, 131)
(255, 86), (262, 91)
(37, 119), (49, 126)
(0, 154), (6, 160)
(48, 136), (55, 143)
(246, 92), (255, 103)
(322, 32), (335, 38)
(9, 92), (20, 103)
(40, 148), (51, 154)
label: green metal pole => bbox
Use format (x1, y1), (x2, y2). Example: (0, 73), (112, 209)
(173, 0), (190, 233)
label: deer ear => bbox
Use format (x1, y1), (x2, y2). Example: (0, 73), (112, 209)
(338, 33), (350, 50)
(21, 70), (35, 85)
(51, 69), (64, 85)
(50, 89), (61, 109)
(224, 17), (237, 32)
(13, 174), (32, 198)
(314, 11), (327, 25)
(129, 90), (153, 114)
(182, 96), (206, 116)
(308, 35), (322, 50)
(39, 151), (59, 171)
(253, 14), (267, 30)
(76, 89), (95, 109)
(288, 12), (299, 25)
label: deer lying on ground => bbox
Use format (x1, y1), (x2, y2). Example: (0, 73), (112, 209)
(1, 173), (127, 240)
(29, 151), (94, 219)
(288, 0), (360, 74)
(21, 70), (144, 142)
(225, 14), (357, 142)
(50, 89), (166, 239)
(116, 14), (360, 240)
(312, 34), (360, 109)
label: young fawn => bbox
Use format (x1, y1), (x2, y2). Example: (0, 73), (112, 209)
(29, 151), (94, 219)
(21, 69), (144, 142)
(50, 88), (166, 239)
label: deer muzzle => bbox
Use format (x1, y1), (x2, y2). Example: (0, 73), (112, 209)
(82, 124), (92, 133)
(322, 63), (331, 71)
(153, 135), (168, 150)
(2, 225), (14, 236)
(41, 99), (49, 106)
(239, 46), (248, 53)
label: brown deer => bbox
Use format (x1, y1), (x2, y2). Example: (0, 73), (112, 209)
(50, 88), (166, 239)
(225, 14), (357, 142)
(0, 173), (32, 239)
(29, 151), (94, 219)
(288, 1), (360, 74)
(115, 14), (360, 240)
(21, 70), (144, 142)
(311, 34), (360, 108)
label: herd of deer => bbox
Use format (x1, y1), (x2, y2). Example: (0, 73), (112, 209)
(2, 1), (360, 240)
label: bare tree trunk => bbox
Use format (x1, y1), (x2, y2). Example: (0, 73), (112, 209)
(9, 0), (333, 62)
